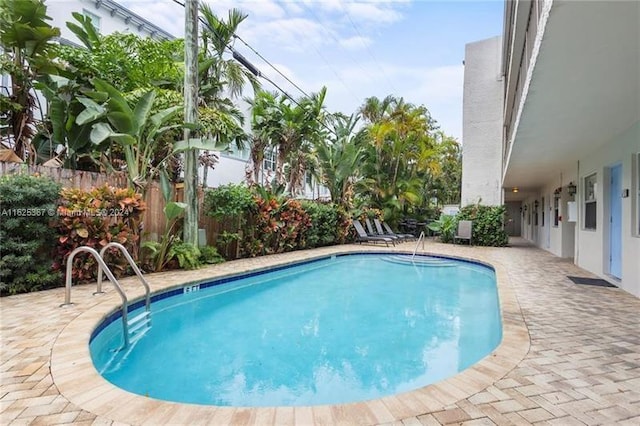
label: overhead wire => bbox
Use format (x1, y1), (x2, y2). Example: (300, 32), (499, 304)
(298, 1), (380, 98)
(170, 0), (337, 136)
(338, 2), (399, 96)
(276, 1), (361, 107)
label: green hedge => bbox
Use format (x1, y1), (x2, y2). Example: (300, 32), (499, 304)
(301, 201), (343, 248)
(457, 204), (509, 247)
(0, 174), (62, 295)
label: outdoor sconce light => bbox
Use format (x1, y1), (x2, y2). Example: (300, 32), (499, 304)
(567, 182), (577, 196)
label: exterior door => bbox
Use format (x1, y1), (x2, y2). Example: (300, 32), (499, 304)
(505, 201), (521, 236)
(609, 164), (622, 279)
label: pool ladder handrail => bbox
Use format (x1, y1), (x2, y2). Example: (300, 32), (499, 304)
(61, 244), (150, 347)
(411, 231), (426, 260)
(97, 242), (150, 312)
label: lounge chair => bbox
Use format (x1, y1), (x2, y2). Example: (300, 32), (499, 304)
(454, 220), (473, 245)
(364, 218), (379, 235)
(368, 218), (403, 244)
(352, 220), (395, 247)
(365, 218), (400, 241)
(378, 220), (416, 241)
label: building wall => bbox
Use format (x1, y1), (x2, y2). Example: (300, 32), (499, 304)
(575, 122), (639, 296)
(47, 0), (172, 43)
(461, 36), (504, 206)
(517, 122), (640, 296)
(519, 167), (577, 259)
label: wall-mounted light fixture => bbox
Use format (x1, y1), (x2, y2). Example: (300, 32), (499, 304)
(534, 200), (539, 209)
(524, 205), (528, 211)
(567, 182), (577, 196)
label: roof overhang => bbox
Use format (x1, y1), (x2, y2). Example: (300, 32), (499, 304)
(503, 0), (640, 191)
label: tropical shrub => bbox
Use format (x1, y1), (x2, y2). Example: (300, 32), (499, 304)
(54, 185), (146, 282)
(428, 214), (458, 243)
(199, 245), (225, 265)
(301, 201), (347, 248)
(0, 174), (61, 294)
(457, 204), (508, 247)
(243, 194), (311, 257)
(167, 241), (201, 270)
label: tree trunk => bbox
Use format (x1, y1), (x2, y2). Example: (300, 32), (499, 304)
(183, 0), (199, 246)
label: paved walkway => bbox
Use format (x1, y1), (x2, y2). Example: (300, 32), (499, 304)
(1, 238), (639, 425)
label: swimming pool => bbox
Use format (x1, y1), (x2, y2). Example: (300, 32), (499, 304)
(90, 253), (501, 407)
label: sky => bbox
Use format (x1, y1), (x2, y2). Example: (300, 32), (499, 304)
(121, 0), (504, 142)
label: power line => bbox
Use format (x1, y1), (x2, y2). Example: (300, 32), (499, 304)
(232, 34), (311, 99)
(278, 3), (361, 106)
(170, 0), (336, 137)
(298, 1), (380, 98)
(339, 3), (399, 96)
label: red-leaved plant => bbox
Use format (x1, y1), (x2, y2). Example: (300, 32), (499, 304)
(54, 185), (146, 282)
(243, 196), (311, 257)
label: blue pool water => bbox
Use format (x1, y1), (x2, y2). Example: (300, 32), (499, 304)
(90, 254), (501, 406)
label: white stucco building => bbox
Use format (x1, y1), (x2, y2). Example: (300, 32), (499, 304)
(461, 36), (504, 207)
(462, 0), (640, 297)
(47, 0), (173, 43)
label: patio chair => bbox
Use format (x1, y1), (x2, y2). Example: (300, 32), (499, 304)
(378, 220), (416, 241)
(454, 220), (473, 245)
(352, 220), (395, 247)
(364, 218), (378, 235)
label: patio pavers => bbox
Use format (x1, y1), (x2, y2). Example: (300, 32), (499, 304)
(1, 238), (639, 425)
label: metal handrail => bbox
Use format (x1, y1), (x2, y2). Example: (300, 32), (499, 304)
(61, 246), (130, 346)
(97, 242), (150, 312)
(411, 231), (426, 260)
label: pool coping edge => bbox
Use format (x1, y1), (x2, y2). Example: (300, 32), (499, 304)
(50, 245), (530, 425)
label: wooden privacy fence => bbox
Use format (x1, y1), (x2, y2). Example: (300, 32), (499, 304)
(0, 163), (227, 249)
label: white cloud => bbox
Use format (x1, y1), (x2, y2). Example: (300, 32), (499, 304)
(242, 18), (334, 52)
(300, 62), (464, 140)
(339, 35), (372, 50)
(343, 2), (403, 25)
(201, 0), (286, 21)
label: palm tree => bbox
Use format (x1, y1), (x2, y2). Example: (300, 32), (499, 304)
(359, 95), (397, 124)
(248, 88), (328, 196)
(197, 5), (259, 154)
(246, 90), (278, 184)
(199, 6), (259, 102)
(286, 87), (327, 197)
(356, 96), (443, 222)
(313, 113), (365, 208)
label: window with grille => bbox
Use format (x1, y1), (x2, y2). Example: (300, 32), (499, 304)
(584, 173), (597, 230)
(263, 148), (276, 172)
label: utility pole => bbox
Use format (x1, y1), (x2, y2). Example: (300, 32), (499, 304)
(183, 0), (199, 246)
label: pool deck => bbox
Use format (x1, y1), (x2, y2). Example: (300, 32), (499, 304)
(1, 238), (639, 425)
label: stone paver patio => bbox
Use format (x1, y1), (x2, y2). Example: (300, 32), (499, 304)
(1, 238), (639, 425)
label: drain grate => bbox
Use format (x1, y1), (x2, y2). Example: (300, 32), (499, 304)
(567, 276), (616, 287)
